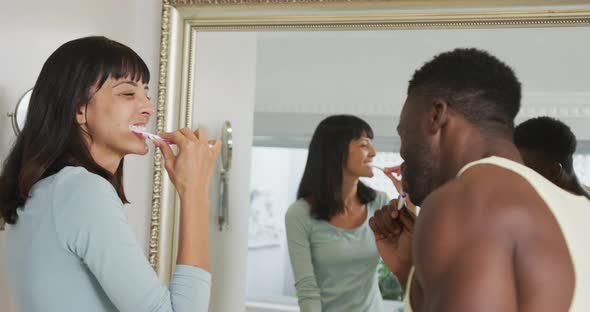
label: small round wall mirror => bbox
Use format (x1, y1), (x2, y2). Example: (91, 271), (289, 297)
(8, 89), (32, 135)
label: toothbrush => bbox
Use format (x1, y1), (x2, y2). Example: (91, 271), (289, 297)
(397, 189), (407, 211)
(370, 164), (385, 171)
(370, 164), (397, 174)
(129, 125), (214, 147)
(370, 165), (406, 210)
(130, 126), (176, 144)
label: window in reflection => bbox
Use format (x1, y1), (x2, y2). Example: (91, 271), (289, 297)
(573, 154), (590, 186)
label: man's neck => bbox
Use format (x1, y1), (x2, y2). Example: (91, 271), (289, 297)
(440, 130), (522, 184)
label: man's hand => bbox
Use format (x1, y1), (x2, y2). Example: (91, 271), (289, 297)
(383, 165), (418, 216)
(370, 200), (415, 288)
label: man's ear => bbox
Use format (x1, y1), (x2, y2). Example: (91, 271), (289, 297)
(428, 98), (450, 134)
(76, 104), (87, 126)
(538, 161), (562, 185)
(549, 162), (564, 183)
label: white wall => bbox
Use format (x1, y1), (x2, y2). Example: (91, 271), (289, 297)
(192, 32), (258, 312)
(253, 28), (590, 140)
(0, 0), (162, 310)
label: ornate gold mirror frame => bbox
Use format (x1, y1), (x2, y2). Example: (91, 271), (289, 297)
(149, 0), (590, 282)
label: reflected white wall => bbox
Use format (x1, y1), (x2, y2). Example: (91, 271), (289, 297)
(193, 32), (258, 312)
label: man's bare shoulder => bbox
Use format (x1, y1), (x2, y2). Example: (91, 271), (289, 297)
(416, 163), (546, 253)
(425, 163), (544, 216)
(413, 163), (576, 312)
(410, 164), (537, 312)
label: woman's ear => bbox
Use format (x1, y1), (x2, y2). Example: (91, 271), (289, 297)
(76, 104), (87, 126)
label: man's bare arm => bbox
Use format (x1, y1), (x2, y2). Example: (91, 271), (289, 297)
(412, 183), (519, 312)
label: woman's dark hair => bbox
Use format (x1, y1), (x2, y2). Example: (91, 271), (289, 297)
(0, 36), (150, 225)
(297, 115), (377, 221)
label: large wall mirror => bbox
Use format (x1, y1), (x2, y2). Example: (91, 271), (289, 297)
(150, 1), (590, 311)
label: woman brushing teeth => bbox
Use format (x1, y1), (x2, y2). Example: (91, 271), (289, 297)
(1, 36), (220, 312)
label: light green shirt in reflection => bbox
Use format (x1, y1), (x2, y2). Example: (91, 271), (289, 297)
(285, 191), (390, 312)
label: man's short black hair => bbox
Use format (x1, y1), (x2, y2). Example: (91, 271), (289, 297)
(408, 48), (522, 132)
(514, 116), (577, 170)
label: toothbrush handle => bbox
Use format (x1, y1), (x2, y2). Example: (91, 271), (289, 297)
(397, 194), (406, 211)
(148, 133), (176, 145)
(151, 133), (212, 147)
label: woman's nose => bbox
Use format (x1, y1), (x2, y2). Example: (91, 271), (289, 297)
(141, 97), (155, 117)
(369, 145), (376, 157)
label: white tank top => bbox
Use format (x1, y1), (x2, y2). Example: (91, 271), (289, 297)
(403, 156), (590, 312)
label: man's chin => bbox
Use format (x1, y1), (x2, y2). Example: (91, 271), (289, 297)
(410, 191), (427, 207)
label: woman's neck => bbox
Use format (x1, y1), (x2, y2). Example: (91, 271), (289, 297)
(81, 130), (122, 174)
(341, 173), (360, 214)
